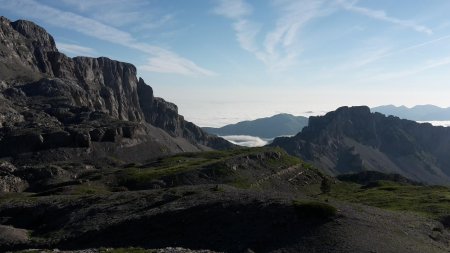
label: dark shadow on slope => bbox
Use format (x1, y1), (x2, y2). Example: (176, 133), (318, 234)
(55, 201), (335, 253)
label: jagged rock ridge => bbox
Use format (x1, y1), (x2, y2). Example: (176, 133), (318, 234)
(0, 16), (232, 161)
(271, 106), (450, 185)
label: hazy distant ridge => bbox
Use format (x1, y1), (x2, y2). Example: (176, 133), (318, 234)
(203, 113), (308, 139)
(372, 105), (450, 121)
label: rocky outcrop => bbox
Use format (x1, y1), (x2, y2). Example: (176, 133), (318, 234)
(0, 161), (28, 192)
(271, 106), (450, 185)
(0, 16), (232, 160)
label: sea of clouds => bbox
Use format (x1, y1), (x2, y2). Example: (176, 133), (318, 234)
(417, 121), (450, 127)
(220, 135), (273, 147)
(221, 121), (450, 148)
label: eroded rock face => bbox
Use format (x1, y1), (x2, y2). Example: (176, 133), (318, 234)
(271, 106), (450, 185)
(50, 56), (144, 122)
(0, 16), (232, 159)
(0, 175), (28, 192)
(0, 161), (28, 192)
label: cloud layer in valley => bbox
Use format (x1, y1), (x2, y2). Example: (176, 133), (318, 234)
(220, 135), (271, 147)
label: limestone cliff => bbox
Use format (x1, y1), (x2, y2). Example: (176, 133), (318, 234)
(271, 106), (450, 185)
(0, 16), (232, 161)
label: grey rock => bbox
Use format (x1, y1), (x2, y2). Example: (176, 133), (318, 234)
(0, 175), (28, 192)
(0, 16), (233, 160)
(0, 161), (16, 174)
(0, 225), (29, 245)
(271, 106), (450, 185)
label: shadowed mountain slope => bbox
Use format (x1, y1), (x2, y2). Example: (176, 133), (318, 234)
(0, 16), (232, 162)
(271, 106), (450, 185)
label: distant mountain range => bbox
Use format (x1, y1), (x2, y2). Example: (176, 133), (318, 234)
(271, 106), (450, 185)
(372, 104), (450, 121)
(203, 113), (308, 139)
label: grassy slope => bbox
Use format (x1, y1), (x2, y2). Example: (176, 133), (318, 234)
(117, 147), (303, 190)
(330, 180), (450, 221)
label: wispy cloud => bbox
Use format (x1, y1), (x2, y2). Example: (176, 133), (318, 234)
(139, 50), (216, 76)
(390, 34), (450, 55)
(338, 34), (450, 72)
(56, 42), (97, 56)
(214, 0), (330, 72)
(213, 0), (252, 19)
(337, 0), (433, 35)
(337, 47), (392, 71)
(0, 0), (213, 76)
(215, 0), (435, 72)
(372, 56), (450, 81)
(60, 0), (173, 30)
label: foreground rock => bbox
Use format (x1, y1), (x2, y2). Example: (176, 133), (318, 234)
(7, 247), (220, 253)
(0, 185), (448, 253)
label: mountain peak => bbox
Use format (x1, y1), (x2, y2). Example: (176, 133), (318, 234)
(272, 106), (450, 185)
(10, 19), (57, 52)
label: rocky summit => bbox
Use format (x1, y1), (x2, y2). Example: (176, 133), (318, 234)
(271, 106), (450, 185)
(0, 16), (232, 164)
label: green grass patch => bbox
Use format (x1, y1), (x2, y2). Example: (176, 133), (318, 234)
(229, 176), (252, 189)
(71, 183), (110, 195)
(0, 192), (37, 204)
(292, 200), (337, 219)
(331, 180), (450, 220)
(118, 147), (303, 190)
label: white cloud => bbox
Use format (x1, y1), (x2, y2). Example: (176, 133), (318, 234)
(60, 0), (170, 29)
(264, 0), (323, 55)
(333, 33), (450, 75)
(214, 0), (330, 72)
(0, 0), (214, 76)
(418, 121), (450, 127)
(220, 135), (270, 147)
(139, 52), (216, 77)
(215, 0), (435, 72)
(370, 56), (450, 81)
(56, 42), (97, 56)
(337, 0), (433, 35)
(337, 47), (392, 71)
(233, 19), (261, 53)
(213, 0), (252, 19)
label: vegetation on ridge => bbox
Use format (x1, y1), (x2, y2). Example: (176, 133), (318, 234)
(330, 180), (450, 222)
(117, 147), (304, 190)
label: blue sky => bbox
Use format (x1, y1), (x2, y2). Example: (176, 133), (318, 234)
(1, 0), (450, 126)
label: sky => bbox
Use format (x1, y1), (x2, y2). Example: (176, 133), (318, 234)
(1, 0), (450, 127)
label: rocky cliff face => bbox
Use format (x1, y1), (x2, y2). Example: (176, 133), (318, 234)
(271, 106), (450, 185)
(0, 16), (232, 162)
